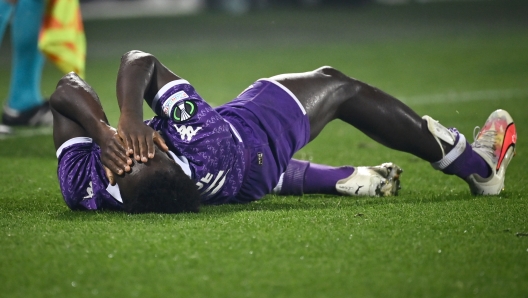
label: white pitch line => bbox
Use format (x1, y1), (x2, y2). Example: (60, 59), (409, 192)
(400, 88), (528, 106)
(0, 127), (53, 141)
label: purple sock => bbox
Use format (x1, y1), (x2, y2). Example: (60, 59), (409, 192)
(280, 160), (309, 195)
(304, 163), (354, 195)
(279, 159), (354, 195)
(443, 142), (491, 179)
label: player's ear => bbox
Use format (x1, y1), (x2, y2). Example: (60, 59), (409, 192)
(104, 166), (116, 185)
(153, 131), (169, 153)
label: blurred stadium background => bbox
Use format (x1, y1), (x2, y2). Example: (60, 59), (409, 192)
(78, 0), (490, 19)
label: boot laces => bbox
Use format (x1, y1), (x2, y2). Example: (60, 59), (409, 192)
(472, 125), (497, 162)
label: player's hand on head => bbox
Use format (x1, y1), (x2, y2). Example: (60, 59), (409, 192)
(99, 126), (132, 177)
(117, 116), (168, 162)
(152, 130), (169, 153)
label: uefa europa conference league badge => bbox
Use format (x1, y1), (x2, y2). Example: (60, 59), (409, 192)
(162, 90), (198, 123)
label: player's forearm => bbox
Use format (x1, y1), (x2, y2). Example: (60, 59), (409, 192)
(114, 51), (174, 161)
(116, 50), (181, 119)
(50, 73), (114, 143)
(116, 50), (158, 122)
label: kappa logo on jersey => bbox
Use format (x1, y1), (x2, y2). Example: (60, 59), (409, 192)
(173, 100), (198, 123)
(83, 181), (94, 199)
(174, 124), (203, 141)
(196, 171), (229, 198)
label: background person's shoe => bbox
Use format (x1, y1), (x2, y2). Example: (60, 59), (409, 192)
(467, 109), (516, 195)
(2, 101), (53, 127)
(336, 162), (402, 197)
(0, 124), (12, 134)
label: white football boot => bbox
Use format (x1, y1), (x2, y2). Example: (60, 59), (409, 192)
(467, 109), (517, 195)
(335, 162), (402, 196)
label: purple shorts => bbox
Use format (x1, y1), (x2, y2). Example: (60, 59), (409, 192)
(216, 79), (310, 203)
(56, 137), (123, 210)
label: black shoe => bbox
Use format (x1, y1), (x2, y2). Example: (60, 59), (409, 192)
(2, 101), (53, 126)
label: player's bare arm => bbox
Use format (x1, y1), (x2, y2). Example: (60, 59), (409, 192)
(50, 72), (132, 182)
(116, 50), (179, 162)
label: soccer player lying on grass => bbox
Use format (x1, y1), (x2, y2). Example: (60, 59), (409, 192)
(50, 50), (517, 213)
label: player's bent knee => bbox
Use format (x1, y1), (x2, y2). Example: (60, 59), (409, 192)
(314, 66), (362, 97)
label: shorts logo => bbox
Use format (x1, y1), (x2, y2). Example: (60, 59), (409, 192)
(257, 152), (263, 165)
(162, 91), (189, 117)
(83, 181), (94, 199)
(173, 100), (197, 123)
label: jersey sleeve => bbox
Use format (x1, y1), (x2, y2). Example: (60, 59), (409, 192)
(150, 79), (200, 119)
(147, 79), (234, 146)
(56, 139), (123, 211)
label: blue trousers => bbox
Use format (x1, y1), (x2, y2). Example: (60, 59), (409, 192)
(0, 0), (45, 111)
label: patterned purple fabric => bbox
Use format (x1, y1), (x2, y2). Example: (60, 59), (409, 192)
(216, 79), (310, 203)
(148, 79), (310, 204)
(147, 80), (247, 204)
(57, 139), (122, 210)
(56, 78), (310, 209)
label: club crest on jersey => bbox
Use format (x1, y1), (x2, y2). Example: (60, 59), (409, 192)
(173, 100), (197, 123)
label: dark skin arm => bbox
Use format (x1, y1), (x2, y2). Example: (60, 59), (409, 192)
(50, 72), (132, 184)
(116, 50), (181, 163)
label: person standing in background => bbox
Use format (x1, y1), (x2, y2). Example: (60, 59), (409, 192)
(0, 0), (86, 134)
(0, 0), (51, 130)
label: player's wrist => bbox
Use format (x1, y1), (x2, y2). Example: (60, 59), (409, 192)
(92, 121), (118, 145)
(118, 110), (144, 126)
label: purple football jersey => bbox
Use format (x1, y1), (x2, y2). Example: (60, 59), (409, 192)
(56, 78), (309, 209)
(56, 137), (124, 210)
(147, 79), (247, 205)
(148, 79), (310, 204)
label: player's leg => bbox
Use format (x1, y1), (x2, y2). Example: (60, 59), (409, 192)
(269, 67), (421, 196)
(0, 0), (13, 134)
(272, 159), (350, 196)
(270, 67), (516, 195)
(0, 0), (13, 42)
(2, 0), (51, 126)
(273, 158), (402, 197)
(270, 66), (446, 162)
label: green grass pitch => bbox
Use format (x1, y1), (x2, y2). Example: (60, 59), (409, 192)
(0, 1), (527, 297)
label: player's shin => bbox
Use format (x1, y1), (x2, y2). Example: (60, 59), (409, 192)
(272, 159), (353, 196)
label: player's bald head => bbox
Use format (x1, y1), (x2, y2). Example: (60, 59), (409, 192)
(115, 147), (200, 213)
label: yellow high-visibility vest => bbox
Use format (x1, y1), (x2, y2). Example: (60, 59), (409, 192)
(39, 0), (86, 79)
